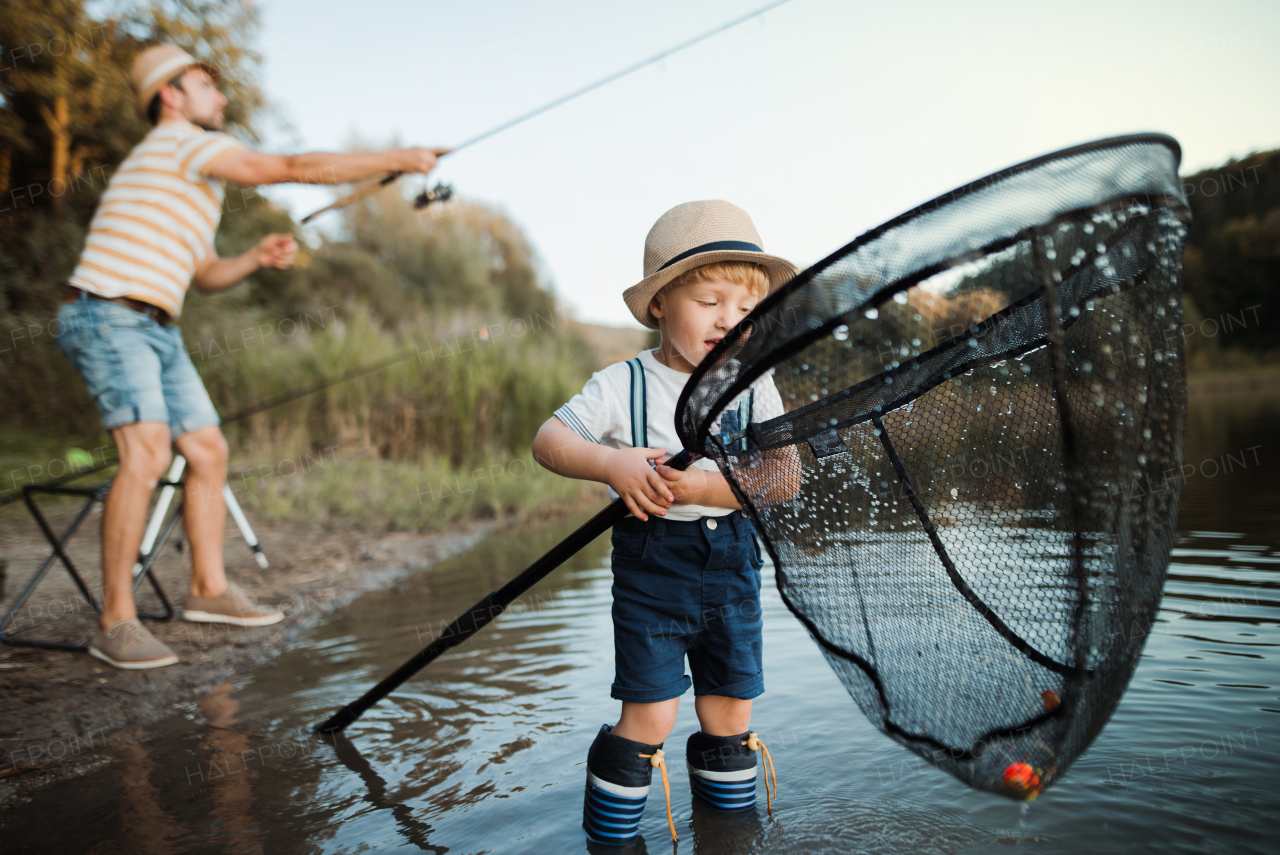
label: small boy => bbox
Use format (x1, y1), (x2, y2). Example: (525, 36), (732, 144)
(532, 200), (797, 845)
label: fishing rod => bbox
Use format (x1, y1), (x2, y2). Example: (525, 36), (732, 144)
(299, 171), (453, 225)
(315, 450), (694, 734)
(299, 0), (795, 224)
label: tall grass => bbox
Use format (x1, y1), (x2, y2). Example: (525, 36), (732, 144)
(230, 449), (601, 532)
(192, 302), (599, 529)
(185, 302), (591, 468)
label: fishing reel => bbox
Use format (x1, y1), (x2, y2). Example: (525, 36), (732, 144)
(413, 182), (454, 210)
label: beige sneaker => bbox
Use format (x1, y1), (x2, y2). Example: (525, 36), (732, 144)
(89, 619), (180, 669)
(184, 582), (284, 627)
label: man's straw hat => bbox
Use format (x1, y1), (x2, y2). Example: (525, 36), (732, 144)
(130, 45), (220, 120)
(623, 200), (798, 329)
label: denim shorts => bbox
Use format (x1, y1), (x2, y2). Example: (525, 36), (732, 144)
(54, 292), (220, 438)
(609, 512), (765, 703)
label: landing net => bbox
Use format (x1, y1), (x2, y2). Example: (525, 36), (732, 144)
(677, 135), (1190, 798)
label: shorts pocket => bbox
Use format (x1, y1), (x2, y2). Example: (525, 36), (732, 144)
(611, 529), (649, 560)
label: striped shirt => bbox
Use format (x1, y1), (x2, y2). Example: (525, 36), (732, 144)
(69, 120), (243, 318)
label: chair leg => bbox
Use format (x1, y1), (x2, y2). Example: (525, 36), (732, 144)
(0, 490), (101, 651)
(2, 479), (180, 649)
(133, 495), (183, 621)
(132, 455), (186, 579)
(223, 483), (268, 568)
(2, 460), (265, 651)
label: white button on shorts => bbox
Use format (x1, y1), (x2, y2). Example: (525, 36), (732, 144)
(706, 518), (718, 530)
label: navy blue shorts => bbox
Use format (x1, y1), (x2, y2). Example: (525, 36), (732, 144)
(609, 512), (765, 704)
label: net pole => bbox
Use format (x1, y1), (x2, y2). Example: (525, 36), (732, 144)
(314, 451), (693, 733)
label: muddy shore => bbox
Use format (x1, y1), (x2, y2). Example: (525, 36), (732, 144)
(0, 502), (538, 808)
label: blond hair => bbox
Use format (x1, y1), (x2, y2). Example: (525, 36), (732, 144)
(662, 260), (770, 300)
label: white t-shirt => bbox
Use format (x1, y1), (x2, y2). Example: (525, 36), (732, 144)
(553, 348), (782, 521)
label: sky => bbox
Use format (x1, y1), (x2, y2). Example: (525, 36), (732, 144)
(249, 0), (1280, 327)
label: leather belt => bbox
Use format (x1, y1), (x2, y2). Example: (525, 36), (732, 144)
(62, 286), (172, 327)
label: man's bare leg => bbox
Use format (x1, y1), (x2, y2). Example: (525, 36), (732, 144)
(101, 422), (173, 630)
(174, 425), (230, 599)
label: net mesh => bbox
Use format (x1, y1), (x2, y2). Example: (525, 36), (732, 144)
(677, 135), (1190, 799)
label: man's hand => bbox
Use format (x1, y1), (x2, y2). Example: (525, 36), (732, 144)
(392, 147), (452, 175)
(193, 233), (296, 293)
(608, 447), (674, 522)
(256, 234), (297, 270)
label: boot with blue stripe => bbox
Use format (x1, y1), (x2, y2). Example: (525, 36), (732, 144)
(583, 724), (676, 846)
(685, 730), (777, 814)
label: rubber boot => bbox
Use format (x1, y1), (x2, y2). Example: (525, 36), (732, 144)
(583, 724), (661, 846)
(685, 730), (758, 811)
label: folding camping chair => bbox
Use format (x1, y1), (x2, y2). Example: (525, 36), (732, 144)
(0, 456), (268, 651)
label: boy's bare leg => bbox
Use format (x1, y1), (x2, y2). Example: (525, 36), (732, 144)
(694, 696), (753, 736)
(100, 422), (174, 630)
(174, 425), (230, 599)
(614, 698), (681, 745)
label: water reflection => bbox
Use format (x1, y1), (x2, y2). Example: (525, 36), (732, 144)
(115, 739), (187, 854)
(326, 733), (442, 853)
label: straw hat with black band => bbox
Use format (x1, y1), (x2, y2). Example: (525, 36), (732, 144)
(130, 44), (221, 121)
(623, 200), (798, 330)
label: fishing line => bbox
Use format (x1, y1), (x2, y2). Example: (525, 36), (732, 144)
(447, 0), (795, 155)
(302, 0), (796, 222)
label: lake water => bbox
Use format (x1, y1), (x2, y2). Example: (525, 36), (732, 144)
(2, 388), (1277, 854)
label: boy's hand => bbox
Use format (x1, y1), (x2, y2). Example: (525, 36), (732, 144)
(654, 461), (710, 506)
(609, 447), (674, 521)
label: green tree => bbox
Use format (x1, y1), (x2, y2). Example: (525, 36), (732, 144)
(344, 184), (559, 321)
(1180, 149), (1280, 351)
(0, 0), (265, 312)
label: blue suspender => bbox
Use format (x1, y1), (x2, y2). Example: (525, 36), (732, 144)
(626, 358), (648, 449)
(627, 356), (752, 452)
(718, 390), (754, 453)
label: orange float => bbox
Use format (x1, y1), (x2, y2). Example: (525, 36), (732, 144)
(1002, 762), (1042, 800)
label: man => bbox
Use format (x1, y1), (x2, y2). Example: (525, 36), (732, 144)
(54, 44), (447, 669)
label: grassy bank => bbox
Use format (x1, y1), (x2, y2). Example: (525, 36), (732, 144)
(227, 447), (602, 531)
(0, 428), (601, 533)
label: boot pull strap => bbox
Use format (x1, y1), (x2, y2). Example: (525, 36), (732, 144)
(638, 749), (677, 843)
(743, 733), (778, 815)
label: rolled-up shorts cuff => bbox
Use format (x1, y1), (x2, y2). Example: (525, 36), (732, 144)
(698, 671), (764, 700)
(169, 408), (221, 439)
(100, 402), (220, 438)
(99, 403), (171, 432)
(611, 674), (692, 703)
